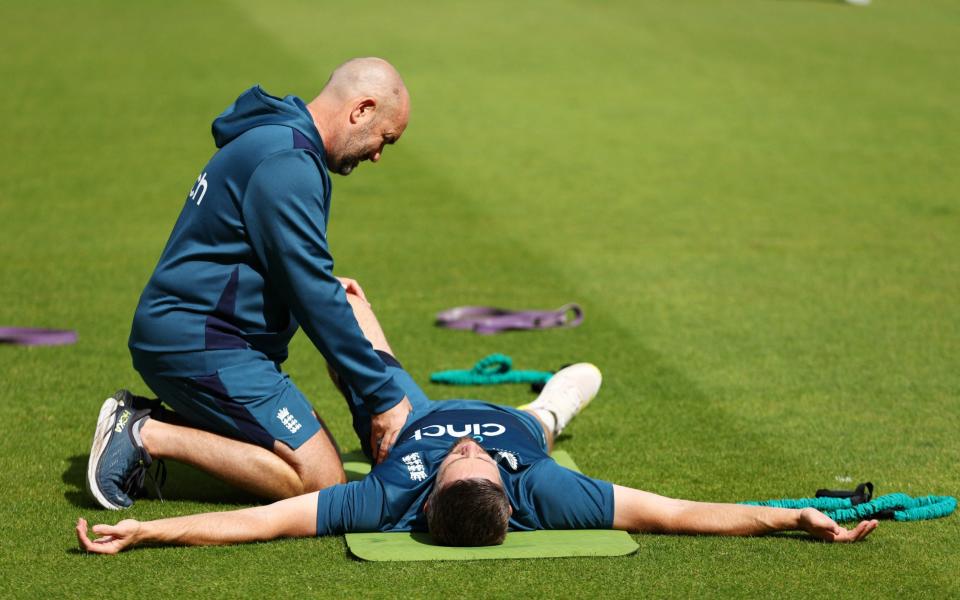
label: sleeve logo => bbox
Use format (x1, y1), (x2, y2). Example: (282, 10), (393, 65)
(401, 452), (427, 482)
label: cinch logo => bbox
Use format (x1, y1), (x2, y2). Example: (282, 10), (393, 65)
(277, 407), (302, 434)
(114, 409), (132, 433)
(408, 423), (506, 441)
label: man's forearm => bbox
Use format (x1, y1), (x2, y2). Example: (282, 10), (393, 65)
(666, 501), (801, 536)
(613, 485), (802, 536)
(143, 492), (318, 547)
(137, 506), (279, 547)
(78, 492), (320, 554)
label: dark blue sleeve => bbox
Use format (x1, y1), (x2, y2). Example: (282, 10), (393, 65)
(242, 150), (406, 414)
(315, 477), (388, 535)
(525, 461), (615, 529)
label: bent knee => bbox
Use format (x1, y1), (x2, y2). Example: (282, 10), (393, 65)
(299, 466), (347, 492)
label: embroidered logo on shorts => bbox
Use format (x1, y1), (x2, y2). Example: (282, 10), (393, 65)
(401, 452), (427, 482)
(276, 407), (302, 434)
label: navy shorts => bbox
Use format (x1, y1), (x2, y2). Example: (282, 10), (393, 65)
(138, 357), (320, 450)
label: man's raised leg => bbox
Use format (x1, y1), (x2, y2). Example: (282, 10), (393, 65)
(521, 363), (603, 453)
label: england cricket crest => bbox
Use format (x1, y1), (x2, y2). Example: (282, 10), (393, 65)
(401, 452), (427, 482)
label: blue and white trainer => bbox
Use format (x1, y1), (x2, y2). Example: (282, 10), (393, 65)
(86, 389), (160, 510)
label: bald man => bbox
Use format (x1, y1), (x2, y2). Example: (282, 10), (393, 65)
(86, 58), (413, 510)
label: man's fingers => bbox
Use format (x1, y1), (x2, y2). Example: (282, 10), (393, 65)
(350, 282), (368, 303)
(832, 520), (877, 543)
(853, 520), (878, 541)
(338, 277), (369, 304)
(76, 518), (92, 550)
(77, 518), (110, 553)
(376, 430), (397, 464)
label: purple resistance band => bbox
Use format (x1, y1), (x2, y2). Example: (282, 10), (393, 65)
(0, 327), (78, 346)
(435, 303), (584, 335)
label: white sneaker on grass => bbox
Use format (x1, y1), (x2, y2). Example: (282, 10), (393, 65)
(521, 363), (602, 436)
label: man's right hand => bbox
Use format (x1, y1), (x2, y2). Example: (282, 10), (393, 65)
(76, 517), (140, 554)
(370, 396), (413, 464)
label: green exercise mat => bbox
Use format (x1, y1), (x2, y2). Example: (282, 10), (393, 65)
(343, 450), (639, 562)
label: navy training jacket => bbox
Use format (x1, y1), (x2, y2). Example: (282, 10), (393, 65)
(129, 86), (405, 414)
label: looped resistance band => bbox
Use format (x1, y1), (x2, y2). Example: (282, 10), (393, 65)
(743, 482), (956, 523)
(0, 327), (78, 346)
(430, 354), (553, 386)
(435, 304), (584, 335)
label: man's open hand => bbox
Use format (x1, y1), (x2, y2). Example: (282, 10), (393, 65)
(370, 397), (412, 464)
(799, 508), (878, 543)
(76, 517), (140, 554)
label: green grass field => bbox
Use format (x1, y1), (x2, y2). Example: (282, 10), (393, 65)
(1, 0), (958, 596)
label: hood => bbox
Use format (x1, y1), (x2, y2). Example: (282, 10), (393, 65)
(211, 86), (325, 155)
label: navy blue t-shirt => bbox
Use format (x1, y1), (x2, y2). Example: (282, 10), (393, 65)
(315, 401), (615, 535)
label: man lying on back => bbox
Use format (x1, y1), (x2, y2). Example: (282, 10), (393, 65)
(77, 293), (877, 552)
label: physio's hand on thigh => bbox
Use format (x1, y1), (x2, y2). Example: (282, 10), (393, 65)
(371, 397), (412, 464)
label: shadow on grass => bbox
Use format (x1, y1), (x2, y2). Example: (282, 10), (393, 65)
(63, 454), (260, 508)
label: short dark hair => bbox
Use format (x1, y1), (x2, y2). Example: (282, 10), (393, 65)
(426, 478), (511, 546)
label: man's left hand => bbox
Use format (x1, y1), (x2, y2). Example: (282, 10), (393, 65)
(371, 397), (413, 464)
(799, 508), (878, 543)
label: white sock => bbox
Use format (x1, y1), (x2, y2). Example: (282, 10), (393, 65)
(526, 407), (558, 436)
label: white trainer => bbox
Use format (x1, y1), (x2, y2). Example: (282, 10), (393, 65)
(522, 363), (602, 435)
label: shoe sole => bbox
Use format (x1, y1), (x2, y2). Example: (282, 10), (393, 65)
(85, 396), (124, 510)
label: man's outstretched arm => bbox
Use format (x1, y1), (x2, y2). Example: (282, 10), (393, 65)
(76, 492), (319, 554)
(612, 485), (878, 543)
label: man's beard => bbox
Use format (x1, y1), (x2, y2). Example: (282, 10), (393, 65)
(331, 125), (372, 176)
(334, 156), (359, 176)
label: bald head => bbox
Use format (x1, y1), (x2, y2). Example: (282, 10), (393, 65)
(322, 57), (408, 111)
(307, 57), (410, 175)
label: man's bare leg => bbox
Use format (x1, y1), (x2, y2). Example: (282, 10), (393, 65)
(326, 293), (396, 396)
(523, 411), (556, 453)
(139, 419), (345, 501)
(521, 363), (602, 453)
(345, 292), (394, 354)
(340, 292), (561, 454)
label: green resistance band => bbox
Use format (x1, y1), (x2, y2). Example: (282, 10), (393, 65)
(430, 354), (553, 386)
(743, 485), (956, 523)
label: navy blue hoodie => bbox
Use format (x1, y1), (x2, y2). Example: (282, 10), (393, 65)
(129, 86), (405, 414)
